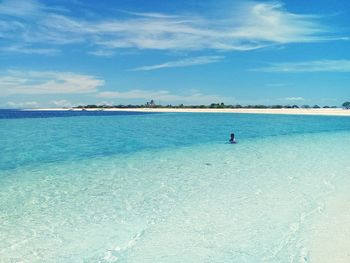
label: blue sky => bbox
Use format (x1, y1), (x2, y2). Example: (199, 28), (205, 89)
(0, 0), (349, 107)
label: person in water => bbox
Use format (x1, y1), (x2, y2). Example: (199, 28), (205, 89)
(229, 133), (236, 143)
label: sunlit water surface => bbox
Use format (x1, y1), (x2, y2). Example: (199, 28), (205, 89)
(1, 110), (350, 262)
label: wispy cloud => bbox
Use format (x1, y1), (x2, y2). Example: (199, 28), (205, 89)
(284, 97), (305, 101)
(131, 56), (224, 71)
(87, 49), (116, 57)
(255, 60), (350, 72)
(97, 89), (234, 104)
(0, 70), (104, 95)
(0, 0), (342, 55)
(0, 45), (59, 55)
(0, 0), (44, 17)
(50, 99), (73, 108)
(116, 10), (180, 19)
(0, 0), (67, 17)
(0, 68), (232, 105)
(5, 101), (39, 108)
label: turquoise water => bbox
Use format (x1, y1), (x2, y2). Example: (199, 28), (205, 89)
(1, 111), (350, 262)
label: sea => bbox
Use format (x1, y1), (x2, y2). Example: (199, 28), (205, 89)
(0, 109), (350, 262)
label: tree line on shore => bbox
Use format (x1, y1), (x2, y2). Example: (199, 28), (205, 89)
(75, 101), (350, 109)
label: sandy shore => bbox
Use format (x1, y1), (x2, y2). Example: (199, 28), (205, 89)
(28, 108), (350, 117)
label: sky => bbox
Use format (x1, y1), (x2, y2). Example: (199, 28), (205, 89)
(0, 0), (349, 108)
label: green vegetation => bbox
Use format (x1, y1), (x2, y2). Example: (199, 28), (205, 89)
(342, 101), (350, 109)
(75, 102), (341, 109)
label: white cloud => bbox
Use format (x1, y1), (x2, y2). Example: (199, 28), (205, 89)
(88, 49), (116, 57)
(0, 0), (67, 17)
(256, 60), (350, 72)
(131, 56), (224, 71)
(0, 68), (233, 104)
(0, 0), (341, 55)
(6, 101), (39, 108)
(97, 89), (234, 104)
(97, 101), (115, 106)
(50, 99), (72, 108)
(0, 0), (44, 17)
(118, 10), (181, 19)
(0, 70), (104, 95)
(284, 97), (305, 101)
(0, 45), (59, 55)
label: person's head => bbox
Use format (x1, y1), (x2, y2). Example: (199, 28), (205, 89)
(230, 133), (235, 139)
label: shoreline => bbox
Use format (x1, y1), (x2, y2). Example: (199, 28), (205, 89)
(25, 108), (350, 117)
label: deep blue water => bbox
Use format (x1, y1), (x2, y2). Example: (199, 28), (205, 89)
(1, 110), (350, 171)
(0, 109), (155, 119)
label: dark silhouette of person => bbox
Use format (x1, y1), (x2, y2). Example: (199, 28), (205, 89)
(229, 133), (236, 144)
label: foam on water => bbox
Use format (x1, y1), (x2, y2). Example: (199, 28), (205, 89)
(1, 112), (350, 262)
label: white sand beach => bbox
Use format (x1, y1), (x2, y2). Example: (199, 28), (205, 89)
(31, 108), (350, 117)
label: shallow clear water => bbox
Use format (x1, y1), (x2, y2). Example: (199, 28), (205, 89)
(1, 110), (350, 262)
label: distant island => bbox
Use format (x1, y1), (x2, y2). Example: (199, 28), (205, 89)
(74, 100), (350, 110)
(27, 100), (350, 117)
